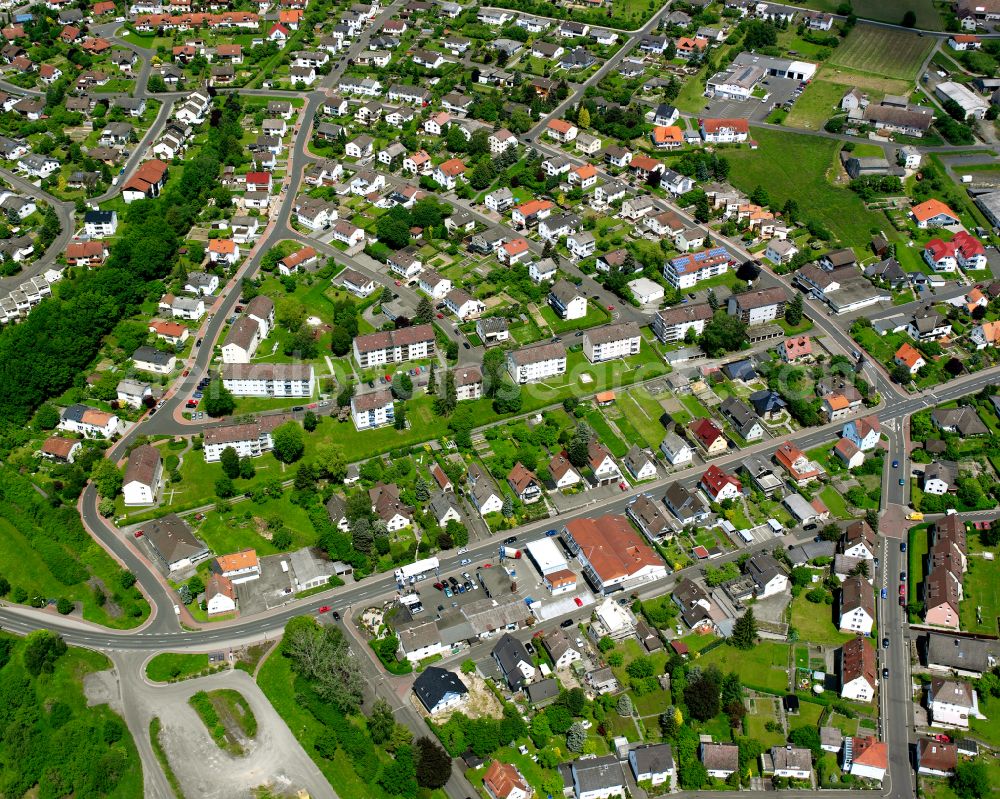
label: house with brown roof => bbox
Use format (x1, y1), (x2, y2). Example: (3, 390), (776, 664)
(587, 439), (620, 485)
(701, 742), (739, 779)
(123, 444), (162, 506)
(507, 462), (542, 504)
(205, 573), (236, 615)
(40, 436), (81, 463)
(841, 637), (877, 702)
(369, 482), (414, 531)
(847, 736), (887, 782)
(839, 576), (875, 635)
(917, 739), (957, 777)
(549, 452), (583, 490)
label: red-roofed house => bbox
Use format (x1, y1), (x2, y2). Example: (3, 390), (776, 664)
(148, 319), (189, 346)
(546, 118), (578, 142)
(700, 118), (749, 143)
(433, 158), (466, 190)
(651, 125), (684, 149)
(843, 415), (881, 451)
(833, 437), (865, 469)
(774, 441), (822, 486)
(65, 240), (108, 266)
(245, 171), (273, 192)
(910, 199), (960, 229)
(676, 36), (708, 58)
(483, 760), (531, 799)
(205, 573), (236, 615)
(778, 336), (812, 362)
(688, 418), (728, 456)
(894, 342), (926, 375)
(208, 238), (240, 265)
(500, 237), (531, 265)
(701, 464), (742, 501)
(848, 736), (888, 782)
(949, 33), (981, 50)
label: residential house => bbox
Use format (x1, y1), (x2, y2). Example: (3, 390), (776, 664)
(701, 464), (742, 502)
(492, 633), (535, 689)
(839, 575), (875, 635)
(841, 636), (877, 702)
(122, 444), (162, 506)
(413, 666), (468, 715)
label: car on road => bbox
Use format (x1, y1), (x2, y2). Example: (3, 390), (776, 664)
(504, 536), (517, 544)
(606, 305), (614, 311)
(892, 460), (899, 468)
(899, 595), (906, 606)
(900, 541), (907, 552)
(395, 280), (402, 286)
(463, 342), (470, 349)
(882, 667), (889, 679)
(880, 588), (887, 599)
(900, 571), (906, 582)
(545, 529), (558, 537)
(619, 481), (627, 491)
(460, 558), (471, 566)
(186, 400), (197, 408)
(560, 619), (574, 628)
(318, 605), (331, 613)
(883, 637), (889, 648)
(898, 478), (905, 486)
(196, 338), (202, 346)
(575, 331), (584, 337)
(332, 611), (340, 620)
(293, 406), (304, 412)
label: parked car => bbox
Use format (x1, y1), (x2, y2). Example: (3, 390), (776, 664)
(560, 619), (574, 628)
(545, 529), (558, 537)
(574, 597), (583, 607)
(444, 587), (453, 597)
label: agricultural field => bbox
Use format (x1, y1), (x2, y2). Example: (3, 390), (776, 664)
(794, 0), (943, 29)
(827, 24), (935, 81)
(724, 128), (881, 249)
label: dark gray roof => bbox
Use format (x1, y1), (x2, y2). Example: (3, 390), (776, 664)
(144, 513), (207, 566)
(572, 755), (623, 793)
(630, 743), (674, 775)
(926, 632), (1000, 675)
(492, 633), (531, 687)
(412, 666), (468, 711)
(526, 677), (560, 704)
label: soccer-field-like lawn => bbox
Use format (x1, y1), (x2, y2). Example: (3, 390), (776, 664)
(828, 24), (935, 81)
(723, 128), (879, 248)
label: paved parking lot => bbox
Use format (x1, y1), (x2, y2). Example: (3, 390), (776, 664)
(236, 555), (296, 615)
(702, 76), (801, 121)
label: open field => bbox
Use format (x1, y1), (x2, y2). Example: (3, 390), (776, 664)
(792, 0), (943, 29)
(789, 592), (855, 646)
(828, 24), (934, 81)
(785, 79), (849, 130)
(146, 652), (211, 682)
(698, 640), (791, 693)
(817, 65), (913, 96)
(725, 128), (879, 248)
(960, 543), (1000, 636)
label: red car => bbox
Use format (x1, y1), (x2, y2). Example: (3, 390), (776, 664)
(437, 312), (444, 318)
(934, 734), (951, 743)
(607, 305), (614, 311)
(133, 530), (144, 538)
(619, 481), (627, 491)
(394, 280), (402, 286)
(318, 605), (331, 613)
(899, 584), (906, 595)
(186, 400), (197, 408)
(574, 597), (583, 607)
(483, 563), (492, 568)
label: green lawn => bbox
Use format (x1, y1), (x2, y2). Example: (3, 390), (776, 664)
(585, 410), (630, 458)
(679, 394), (711, 420)
(789, 592), (855, 646)
(820, 485), (854, 520)
(792, 699), (825, 733)
(828, 24), (935, 81)
(196, 494), (319, 557)
(906, 524), (928, 618)
(539, 302), (612, 333)
(617, 390), (666, 448)
(784, 80), (848, 131)
(745, 696), (787, 748)
(725, 127), (889, 249)
(697, 641), (791, 694)
(959, 548), (1000, 636)
(146, 652), (210, 682)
